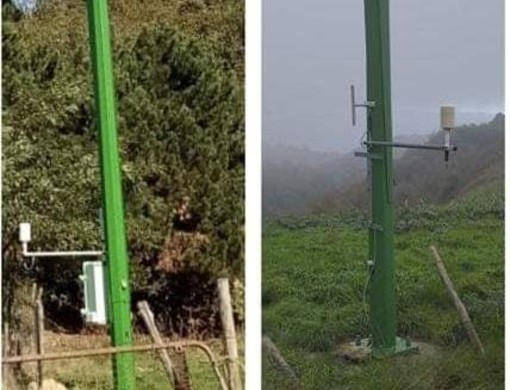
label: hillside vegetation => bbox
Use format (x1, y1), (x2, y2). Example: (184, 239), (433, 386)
(3, 0), (244, 337)
(263, 114), (504, 216)
(331, 114), (504, 211)
(262, 188), (503, 388)
(262, 144), (364, 216)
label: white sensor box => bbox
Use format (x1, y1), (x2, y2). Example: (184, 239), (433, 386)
(80, 261), (107, 325)
(19, 222), (31, 243)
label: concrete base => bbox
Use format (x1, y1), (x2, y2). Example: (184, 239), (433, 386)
(336, 338), (372, 363)
(336, 337), (419, 363)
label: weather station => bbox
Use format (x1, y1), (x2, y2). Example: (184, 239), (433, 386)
(13, 0), (136, 388)
(341, 0), (459, 359)
(19, 222), (108, 325)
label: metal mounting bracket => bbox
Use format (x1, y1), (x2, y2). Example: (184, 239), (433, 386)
(369, 222), (383, 232)
(19, 223), (104, 260)
(364, 140), (457, 152)
(351, 85), (375, 126)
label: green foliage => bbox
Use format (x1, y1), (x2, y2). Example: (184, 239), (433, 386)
(360, 115), (504, 210)
(263, 191), (504, 388)
(263, 115), (504, 217)
(3, 4), (244, 335)
(265, 187), (503, 237)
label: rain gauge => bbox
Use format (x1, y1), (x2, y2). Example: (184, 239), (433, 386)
(348, 0), (458, 358)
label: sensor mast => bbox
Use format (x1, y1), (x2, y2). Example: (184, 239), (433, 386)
(349, 0), (458, 358)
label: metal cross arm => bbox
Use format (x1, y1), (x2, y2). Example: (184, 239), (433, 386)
(364, 140), (457, 151)
(364, 140), (457, 162)
(22, 245), (103, 259)
(19, 223), (103, 259)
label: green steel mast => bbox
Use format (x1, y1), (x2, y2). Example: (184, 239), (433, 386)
(86, 0), (135, 388)
(349, 0), (455, 360)
(364, 0), (398, 357)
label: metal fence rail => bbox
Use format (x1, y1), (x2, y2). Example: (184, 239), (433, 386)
(2, 341), (229, 390)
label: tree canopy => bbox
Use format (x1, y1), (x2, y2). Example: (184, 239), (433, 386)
(2, 1), (244, 335)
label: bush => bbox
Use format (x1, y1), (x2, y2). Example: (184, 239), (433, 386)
(3, 7), (244, 336)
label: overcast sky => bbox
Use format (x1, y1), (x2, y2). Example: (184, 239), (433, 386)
(263, 0), (504, 152)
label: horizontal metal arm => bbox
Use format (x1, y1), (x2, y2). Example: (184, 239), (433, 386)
(364, 141), (457, 151)
(3, 340), (213, 363)
(22, 242), (103, 258)
(3, 340), (229, 390)
(351, 85), (375, 126)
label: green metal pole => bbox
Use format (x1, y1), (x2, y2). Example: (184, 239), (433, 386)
(364, 0), (397, 357)
(86, 1), (135, 388)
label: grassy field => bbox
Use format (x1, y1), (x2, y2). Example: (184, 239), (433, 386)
(7, 332), (243, 389)
(262, 190), (504, 389)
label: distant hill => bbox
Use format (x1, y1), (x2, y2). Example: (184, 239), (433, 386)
(262, 145), (364, 216)
(263, 114), (504, 216)
(315, 113), (504, 212)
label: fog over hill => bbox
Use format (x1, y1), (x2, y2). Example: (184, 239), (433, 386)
(262, 145), (364, 216)
(263, 114), (504, 216)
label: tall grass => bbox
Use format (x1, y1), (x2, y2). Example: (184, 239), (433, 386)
(263, 190), (504, 389)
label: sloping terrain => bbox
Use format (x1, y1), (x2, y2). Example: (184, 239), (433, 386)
(262, 188), (504, 389)
(320, 114), (505, 211)
(262, 145), (364, 216)
(263, 114), (504, 216)
(3, 0), (244, 339)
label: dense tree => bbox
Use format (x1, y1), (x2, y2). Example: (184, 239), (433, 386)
(263, 115), (504, 216)
(3, 2), (244, 335)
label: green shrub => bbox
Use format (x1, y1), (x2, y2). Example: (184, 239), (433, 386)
(3, 6), (244, 335)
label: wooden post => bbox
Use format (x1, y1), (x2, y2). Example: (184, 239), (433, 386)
(262, 336), (299, 387)
(217, 278), (242, 390)
(36, 287), (44, 389)
(430, 246), (485, 354)
(3, 322), (9, 389)
(137, 301), (177, 386)
(33, 285), (44, 389)
(137, 301), (193, 390)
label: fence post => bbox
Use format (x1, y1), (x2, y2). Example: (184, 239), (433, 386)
(138, 301), (183, 388)
(430, 246), (485, 354)
(3, 322), (9, 388)
(33, 285), (44, 388)
(217, 278), (242, 390)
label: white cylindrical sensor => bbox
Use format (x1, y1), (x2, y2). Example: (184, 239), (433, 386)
(440, 105), (455, 130)
(444, 130), (451, 148)
(19, 222), (31, 243)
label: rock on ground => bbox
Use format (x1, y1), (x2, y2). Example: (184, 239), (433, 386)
(27, 379), (67, 390)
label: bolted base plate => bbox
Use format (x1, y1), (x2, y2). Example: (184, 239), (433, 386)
(336, 337), (419, 363)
